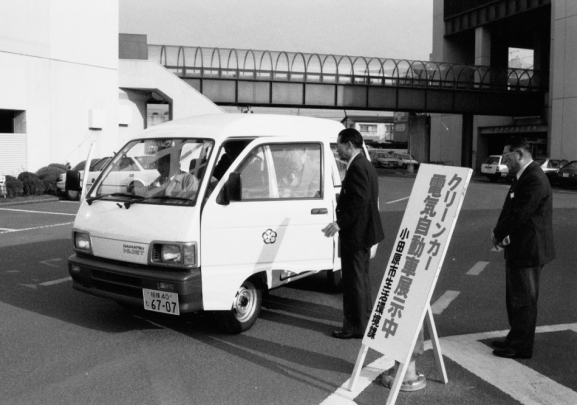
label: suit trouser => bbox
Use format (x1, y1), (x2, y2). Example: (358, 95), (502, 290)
(505, 264), (542, 353)
(341, 245), (372, 335)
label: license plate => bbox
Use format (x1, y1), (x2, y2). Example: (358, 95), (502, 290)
(563, 173), (569, 177)
(143, 289), (180, 315)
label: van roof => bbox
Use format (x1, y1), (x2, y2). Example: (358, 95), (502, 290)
(137, 113), (345, 142)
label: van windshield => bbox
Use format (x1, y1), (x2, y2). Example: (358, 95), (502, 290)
(89, 138), (214, 206)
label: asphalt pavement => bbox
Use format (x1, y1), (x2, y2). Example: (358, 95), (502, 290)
(0, 174), (576, 405)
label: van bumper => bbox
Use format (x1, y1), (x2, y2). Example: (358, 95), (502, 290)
(68, 253), (203, 313)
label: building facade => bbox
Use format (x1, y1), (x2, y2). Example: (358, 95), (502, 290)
(431, 0), (576, 170)
(0, 2), (223, 176)
(0, 0), (120, 175)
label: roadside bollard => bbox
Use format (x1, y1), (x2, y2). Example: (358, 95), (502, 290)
(381, 327), (426, 391)
(406, 163), (415, 174)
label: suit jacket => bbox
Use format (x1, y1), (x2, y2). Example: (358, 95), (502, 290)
(336, 153), (385, 251)
(493, 161), (555, 268)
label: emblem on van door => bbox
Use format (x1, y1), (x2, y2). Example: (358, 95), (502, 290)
(262, 229), (277, 244)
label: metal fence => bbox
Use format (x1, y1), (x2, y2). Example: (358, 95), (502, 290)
(149, 44), (543, 93)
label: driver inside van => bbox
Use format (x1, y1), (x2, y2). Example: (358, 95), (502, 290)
(150, 153), (199, 199)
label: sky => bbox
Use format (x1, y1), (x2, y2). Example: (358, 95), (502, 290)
(119, 0), (434, 61)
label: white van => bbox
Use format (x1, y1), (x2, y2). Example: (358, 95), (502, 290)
(67, 114), (376, 333)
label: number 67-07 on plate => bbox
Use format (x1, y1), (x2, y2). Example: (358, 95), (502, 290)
(142, 288), (180, 315)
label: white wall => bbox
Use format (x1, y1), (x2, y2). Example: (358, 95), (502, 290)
(0, 0), (119, 172)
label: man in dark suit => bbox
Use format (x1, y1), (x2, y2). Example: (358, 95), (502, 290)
(491, 136), (555, 359)
(322, 128), (384, 339)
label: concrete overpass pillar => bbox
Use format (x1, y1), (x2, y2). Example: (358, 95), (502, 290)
(461, 114), (474, 168)
(475, 27), (491, 66)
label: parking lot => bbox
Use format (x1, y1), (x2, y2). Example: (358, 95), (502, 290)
(1, 174), (576, 405)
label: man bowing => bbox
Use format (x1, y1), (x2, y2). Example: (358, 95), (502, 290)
(323, 128), (384, 339)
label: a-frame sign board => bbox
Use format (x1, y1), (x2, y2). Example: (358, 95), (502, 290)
(348, 164), (472, 405)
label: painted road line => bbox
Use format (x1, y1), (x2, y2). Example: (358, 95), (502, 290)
(431, 290), (460, 314)
(40, 258), (62, 267)
(0, 208), (76, 216)
(0, 227), (16, 231)
(0, 222), (73, 234)
(386, 196), (410, 204)
(321, 324), (577, 405)
(320, 356), (395, 405)
(39, 277), (72, 286)
(466, 261), (489, 275)
(439, 326), (577, 405)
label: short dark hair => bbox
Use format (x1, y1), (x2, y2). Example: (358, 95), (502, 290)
(506, 136), (532, 155)
(338, 128), (364, 149)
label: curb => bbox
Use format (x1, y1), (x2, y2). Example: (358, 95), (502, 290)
(0, 196), (60, 207)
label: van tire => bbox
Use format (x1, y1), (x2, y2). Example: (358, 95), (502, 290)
(216, 280), (262, 334)
(326, 269), (343, 292)
(66, 189), (80, 201)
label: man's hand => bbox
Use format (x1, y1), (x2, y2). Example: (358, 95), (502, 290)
(322, 222), (340, 237)
(491, 232), (503, 249)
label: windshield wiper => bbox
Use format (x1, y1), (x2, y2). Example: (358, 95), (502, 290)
(86, 192), (138, 206)
(124, 195), (193, 208)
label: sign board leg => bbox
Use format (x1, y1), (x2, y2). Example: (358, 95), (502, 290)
(347, 344), (369, 392)
(384, 358), (411, 405)
(425, 305), (448, 384)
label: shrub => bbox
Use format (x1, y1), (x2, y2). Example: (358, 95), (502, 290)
(36, 165), (66, 195)
(48, 163), (69, 171)
(17, 172), (45, 196)
(5, 175), (24, 198)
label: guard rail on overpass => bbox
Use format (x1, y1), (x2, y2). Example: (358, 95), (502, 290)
(149, 45), (546, 116)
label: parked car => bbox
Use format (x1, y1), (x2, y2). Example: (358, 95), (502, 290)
(534, 158), (567, 182)
(376, 151), (398, 168)
(57, 158), (109, 200)
(555, 160), (577, 188)
(393, 153), (419, 169)
(481, 155), (509, 182)
(369, 149), (394, 168)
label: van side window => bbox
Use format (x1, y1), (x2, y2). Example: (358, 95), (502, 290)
(238, 146), (269, 199)
(236, 143), (322, 200)
(270, 143), (321, 199)
(330, 143), (347, 183)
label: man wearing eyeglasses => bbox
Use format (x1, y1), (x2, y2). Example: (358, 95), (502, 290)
(490, 136), (555, 359)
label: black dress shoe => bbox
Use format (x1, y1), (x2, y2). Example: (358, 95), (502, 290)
(332, 330), (363, 339)
(491, 339), (510, 349)
(492, 347), (532, 359)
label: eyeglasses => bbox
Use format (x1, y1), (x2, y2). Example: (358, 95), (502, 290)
(502, 150), (519, 159)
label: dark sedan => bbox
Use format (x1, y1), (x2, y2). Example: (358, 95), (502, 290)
(555, 160), (577, 188)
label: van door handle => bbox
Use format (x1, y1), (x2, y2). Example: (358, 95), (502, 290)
(311, 208), (328, 215)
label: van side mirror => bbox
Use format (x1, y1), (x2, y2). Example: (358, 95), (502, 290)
(65, 170), (82, 191)
(226, 172), (241, 202)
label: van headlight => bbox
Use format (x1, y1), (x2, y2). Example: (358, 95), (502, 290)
(161, 245), (181, 263)
(151, 242), (197, 268)
(73, 231), (93, 254)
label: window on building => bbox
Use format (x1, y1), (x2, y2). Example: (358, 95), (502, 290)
(359, 124), (377, 133)
(508, 48), (533, 69)
(0, 109), (26, 133)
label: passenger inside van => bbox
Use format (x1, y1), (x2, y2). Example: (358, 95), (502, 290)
(150, 154), (199, 199)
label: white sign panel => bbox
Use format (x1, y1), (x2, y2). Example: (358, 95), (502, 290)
(362, 164), (472, 361)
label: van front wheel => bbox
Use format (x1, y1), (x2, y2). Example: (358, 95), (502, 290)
(216, 280), (262, 334)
